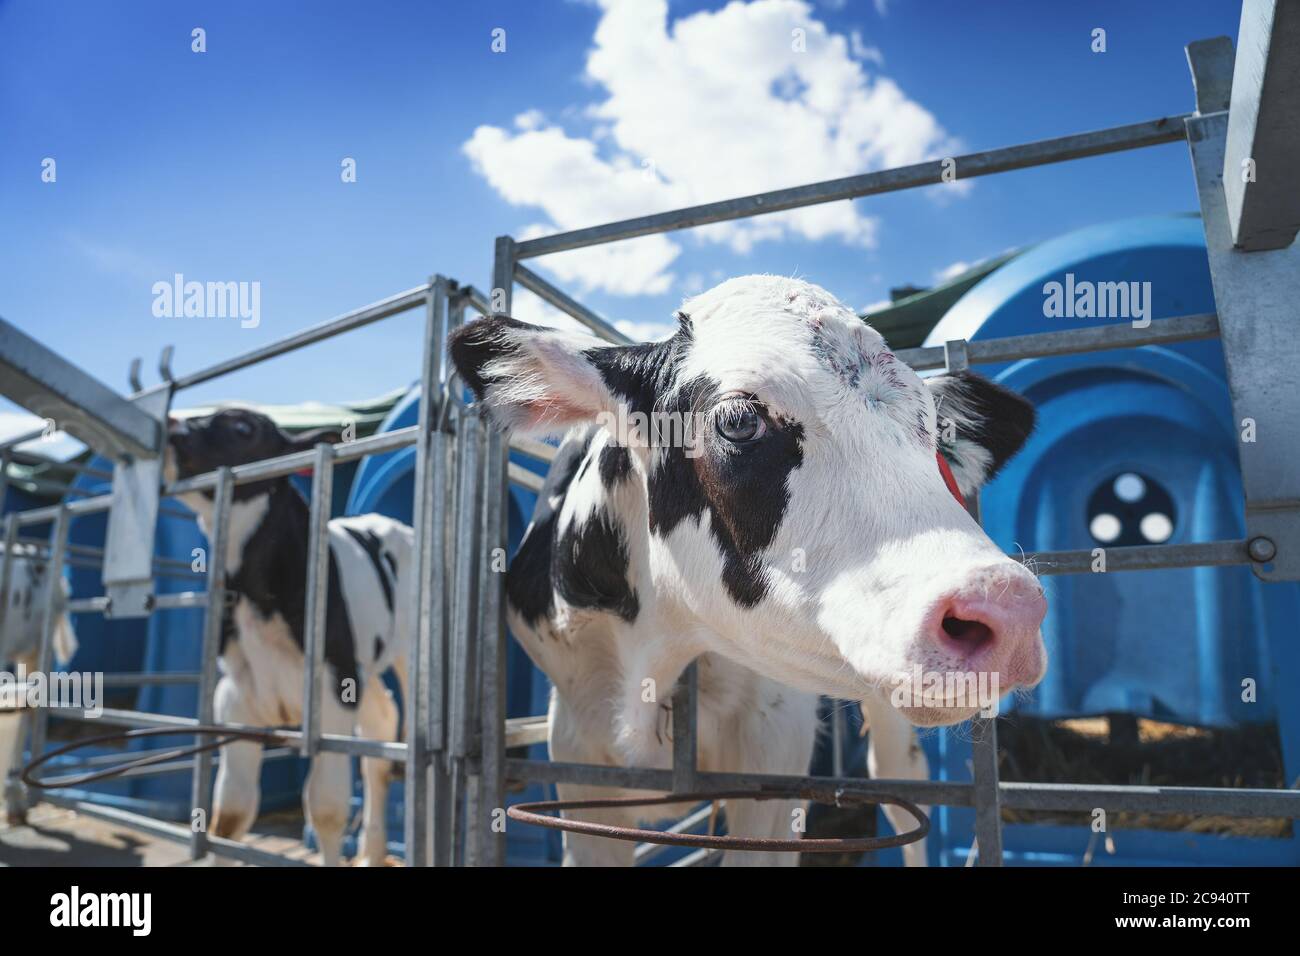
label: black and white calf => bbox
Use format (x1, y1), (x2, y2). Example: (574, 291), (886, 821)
(450, 275), (1046, 866)
(166, 409), (412, 866)
(0, 544), (77, 822)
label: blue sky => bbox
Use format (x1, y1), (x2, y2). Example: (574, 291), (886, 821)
(1, 0), (1242, 424)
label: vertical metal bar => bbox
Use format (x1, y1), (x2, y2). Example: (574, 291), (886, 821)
(671, 662), (699, 793)
(0, 514), (24, 818)
(0, 514), (18, 652)
(26, 506), (68, 787)
(831, 704), (845, 780)
(449, 403), (482, 866)
(473, 237), (516, 867)
(431, 290), (466, 867)
(405, 277), (448, 867)
(300, 443), (335, 758)
(0, 448), (13, 521)
(477, 427), (509, 867)
(971, 719), (1004, 866)
(945, 338), (1002, 865)
(191, 467), (232, 860)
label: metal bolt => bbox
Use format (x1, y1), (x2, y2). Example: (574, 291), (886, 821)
(1247, 536), (1276, 563)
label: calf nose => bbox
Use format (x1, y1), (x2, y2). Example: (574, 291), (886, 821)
(927, 569), (1047, 686)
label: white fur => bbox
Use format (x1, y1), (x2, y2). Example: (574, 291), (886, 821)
(475, 276), (1047, 866)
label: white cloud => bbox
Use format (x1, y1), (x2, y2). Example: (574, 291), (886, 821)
(464, 0), (959, 297)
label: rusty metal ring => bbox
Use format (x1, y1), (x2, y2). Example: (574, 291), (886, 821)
(21, 725), (292, 790)
(507, 787), (929, 854)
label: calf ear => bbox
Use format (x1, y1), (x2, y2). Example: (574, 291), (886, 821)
(448, 317), (623, 434)
(926, 370), (1035, 496)
(285, 426), (344, 450)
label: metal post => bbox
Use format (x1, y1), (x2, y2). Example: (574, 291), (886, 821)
(27, 506), (68, 772)
(1184, 43), (1300, 582)
(672, 662), (699, 793)
(190, 467), (233, 860)
(449, 404), (483, 865)
(471, 237), (516, 867)
(430, 289), (467, 866)
(300, 442), (335, 758)
(0, 514), (24, 818)
(404, 277), (449, 866)
(945, 338), (1002, 865)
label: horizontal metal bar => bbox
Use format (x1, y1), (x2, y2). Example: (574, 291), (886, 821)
(458, 284), (493, 317)
(39, 793), (314, 866)
(39, 746), (299, 783)
(507, 462), (545, 493)
(512, 263), (632, 345)
(507, 760), (1300, 819)
(0, 316), (162, 459)
(100, 672), (200, 687)
(505, 758), (974, 807)
(515, 114), (1190, 259)
(169, 285), (431, 390)
(44, 706), (408, 761)
(66, 596), (109, 614)
(0, 426), (48, 451)
(509, 435), (558, 464)
(504, 714), (549, 749)
(897, 313), (1220, 371)
(167, 425), (419, 495)
(1000, 782), (1300, 819)
(1020, 539), (1251, 575)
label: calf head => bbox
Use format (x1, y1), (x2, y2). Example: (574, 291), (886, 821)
(164, 407), (340, 518)
(450, 276), (1046, 726)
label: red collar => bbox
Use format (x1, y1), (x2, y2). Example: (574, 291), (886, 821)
(936, 452), (966, 508)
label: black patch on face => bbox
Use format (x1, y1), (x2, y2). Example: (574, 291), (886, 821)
(598, 443), (632, 488)
(169, 409), (340, 502)
(342, 526), (395, 613)
(504, 431), (592, 629)
(374, 635), (385, 660)
(584, 324), (693, 419)
(648, 374), (804, 608)
(222, 482), (361, 709)
(553, 508), (639, 623)
(929, 370), (1036, 482)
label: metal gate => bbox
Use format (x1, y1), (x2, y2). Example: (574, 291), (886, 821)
(2, 17), (1298, 866)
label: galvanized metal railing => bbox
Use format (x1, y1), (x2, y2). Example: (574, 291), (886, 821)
(3, 19), (1298, 868)
(469, 31), (1300, 867)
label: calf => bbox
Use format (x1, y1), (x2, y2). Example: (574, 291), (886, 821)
(0, 543), (77, 822)
(450, 275), (1046, 866)
(165, 408), (412, 866)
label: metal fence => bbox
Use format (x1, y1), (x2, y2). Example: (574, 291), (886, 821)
(1, 23), (1298, 866)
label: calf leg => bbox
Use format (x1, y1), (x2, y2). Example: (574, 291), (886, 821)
(861, 692), (929, 867)
(1, 654), (37, 824)
(713, 679), (818, 868)
(305, 689), (354, 867)
(354, 673), (399, 866)
(548, 691), (638, 867)
(210, 676), (264, 863)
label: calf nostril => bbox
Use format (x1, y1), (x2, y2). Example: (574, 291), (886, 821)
(941, 615), (993, 648)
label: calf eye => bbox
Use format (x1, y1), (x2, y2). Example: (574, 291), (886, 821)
(715, 400), (766, 444)
(230, 419), (253, 437)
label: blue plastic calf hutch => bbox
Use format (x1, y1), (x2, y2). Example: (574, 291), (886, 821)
(907, 215), (1300, 866)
